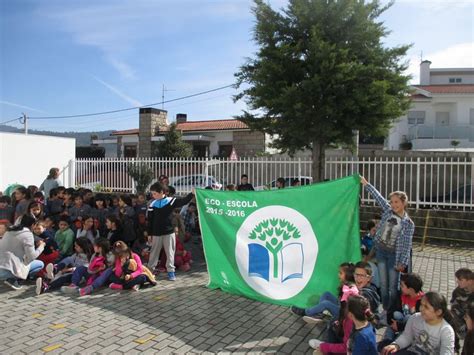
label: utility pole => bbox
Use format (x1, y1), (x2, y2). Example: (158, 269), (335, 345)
(22, 113), (28, 134)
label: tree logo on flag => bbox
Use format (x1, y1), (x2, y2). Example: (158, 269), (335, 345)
(235, 206), (318, 300)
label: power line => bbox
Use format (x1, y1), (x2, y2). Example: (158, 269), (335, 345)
(0, 116), (23, 125)
(28, 84), (234, 120)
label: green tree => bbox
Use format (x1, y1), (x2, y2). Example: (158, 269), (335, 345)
(153, 123), (192, 158)
(234, 0), (412, 181)
(127, 163), (154, 194)
(249, 218), (301, 278)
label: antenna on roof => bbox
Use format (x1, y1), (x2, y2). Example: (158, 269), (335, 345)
(162, 84), (175, 110)
(420, 50), (423, 62)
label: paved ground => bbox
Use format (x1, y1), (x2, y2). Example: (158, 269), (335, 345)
(0, 242), (472, 354)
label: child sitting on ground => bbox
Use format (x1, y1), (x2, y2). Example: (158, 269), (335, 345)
(55, 216), (75, 258)
(33, 220), (59, 278)
(132, 230), (151, 264)
(291, 262), (357, 324)
(380, 272), (424, 347)
(353, 262), (381, 315)
(308, 286), (359, 352)
(381, 292), (458, 354)
(108, 241), (156, 291)
(347, 295), (378, 355)
(451, 267), (474, 337)
(35, 237), (93, 293)
(58, 238), (110, 295)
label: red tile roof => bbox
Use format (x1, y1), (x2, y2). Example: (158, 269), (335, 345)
(413, 84), (474, 94)
(111, 119), (249, 136)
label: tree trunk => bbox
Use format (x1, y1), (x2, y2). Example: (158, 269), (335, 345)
(311, 141), (326, 183)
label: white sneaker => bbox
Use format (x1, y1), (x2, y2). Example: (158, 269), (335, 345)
(303, 316), (326, 325)
(308, 339), (322, 349)
(45, 263), (54, 280)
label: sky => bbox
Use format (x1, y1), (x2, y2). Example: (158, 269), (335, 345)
(0, 0), (473, 132)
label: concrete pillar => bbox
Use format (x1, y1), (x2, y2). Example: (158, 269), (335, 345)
(138, 107), (168, 157)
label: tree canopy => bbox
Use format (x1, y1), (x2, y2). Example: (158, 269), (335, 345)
(153, 123), (193, 158)
(234, 0), (412, 181)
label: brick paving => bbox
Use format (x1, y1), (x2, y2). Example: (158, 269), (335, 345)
(0, 242), (472, 354)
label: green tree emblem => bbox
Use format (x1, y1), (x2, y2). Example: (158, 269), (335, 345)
(248, 218), (301, 278)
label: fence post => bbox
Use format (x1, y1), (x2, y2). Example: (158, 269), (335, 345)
(298, 157), (301, 179)
(204, 157), (210, 185)
(68, 159), (76, 188)
(416, 157), (420, 209)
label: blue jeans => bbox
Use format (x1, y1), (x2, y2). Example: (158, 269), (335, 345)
(71, 265), (90, 286)
(91, 268), (113, 290)
(305, 291), (340, 321)
(368, 261), (380, 289)
(0, 260), (44, 280)
(376, 248), (399, 309)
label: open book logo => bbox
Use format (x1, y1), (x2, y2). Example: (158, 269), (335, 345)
(235, 206), (318, 300)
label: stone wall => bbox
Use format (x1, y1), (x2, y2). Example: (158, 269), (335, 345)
(138, 108), (168, 157)
(361, 205), (474, 247)
(232, 130), (266, 157)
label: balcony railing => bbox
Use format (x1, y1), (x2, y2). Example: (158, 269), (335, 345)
(408, 125), (474, 141)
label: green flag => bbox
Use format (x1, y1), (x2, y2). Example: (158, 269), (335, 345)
(195, 174), (361, 307)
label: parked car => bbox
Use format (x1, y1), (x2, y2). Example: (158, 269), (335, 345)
(255, 176), (313, 190)
(421, 185), (473, 209)
(170, 174), (223, 192)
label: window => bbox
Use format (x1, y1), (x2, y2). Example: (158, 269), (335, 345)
(455, 78), (462, 83)
(449, 77), (462, 83)
(124, 145), (137, 158)
(407, 111), (425, 124)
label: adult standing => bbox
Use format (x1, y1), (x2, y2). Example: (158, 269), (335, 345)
(361, 176), (414, 310)
(0, 215), (45, 289)
(39, 167), (62, 198)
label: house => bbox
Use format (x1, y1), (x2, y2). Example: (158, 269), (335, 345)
(92, 108), (272, 158)
(386, 61), (474, 150)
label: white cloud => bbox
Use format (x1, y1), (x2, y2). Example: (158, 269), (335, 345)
(395, 0), (473, 11)
(91, 75), (143, 107)
(0, 100), (47, 114)
(406, 42), (474, 84)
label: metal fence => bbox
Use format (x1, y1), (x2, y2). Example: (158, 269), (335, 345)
(73, 156), (474, 210)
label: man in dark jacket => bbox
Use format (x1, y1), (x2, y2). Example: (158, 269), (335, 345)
(147, 182), (194, 281)
(237, 174), (254, 191)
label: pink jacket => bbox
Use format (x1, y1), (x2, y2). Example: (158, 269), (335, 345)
(319, 318), (353, 354)
(113, 252), (143, 279)
(85, 255), (106, 286)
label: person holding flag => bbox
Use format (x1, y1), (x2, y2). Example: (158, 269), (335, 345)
(361, 176), (414, 311)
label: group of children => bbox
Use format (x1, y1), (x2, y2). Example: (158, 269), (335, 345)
(290, 260), (473, 354)
(0, 176), (200, 294)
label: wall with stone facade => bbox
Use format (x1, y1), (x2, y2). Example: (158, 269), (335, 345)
(138, 108), (168, 157)
(232, 130), (266, 157)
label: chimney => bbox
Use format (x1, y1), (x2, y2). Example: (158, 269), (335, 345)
(420, 60), (431, 85)
(138, 107), (168, 157)
(176, 113), (187, 124)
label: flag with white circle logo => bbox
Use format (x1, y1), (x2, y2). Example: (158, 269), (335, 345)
(195, 174), (361, 307)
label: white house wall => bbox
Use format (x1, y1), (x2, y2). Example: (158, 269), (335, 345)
(387, 94), (474, 150)
(210, 131), (233, 156)
(0, 132), (76, 190)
